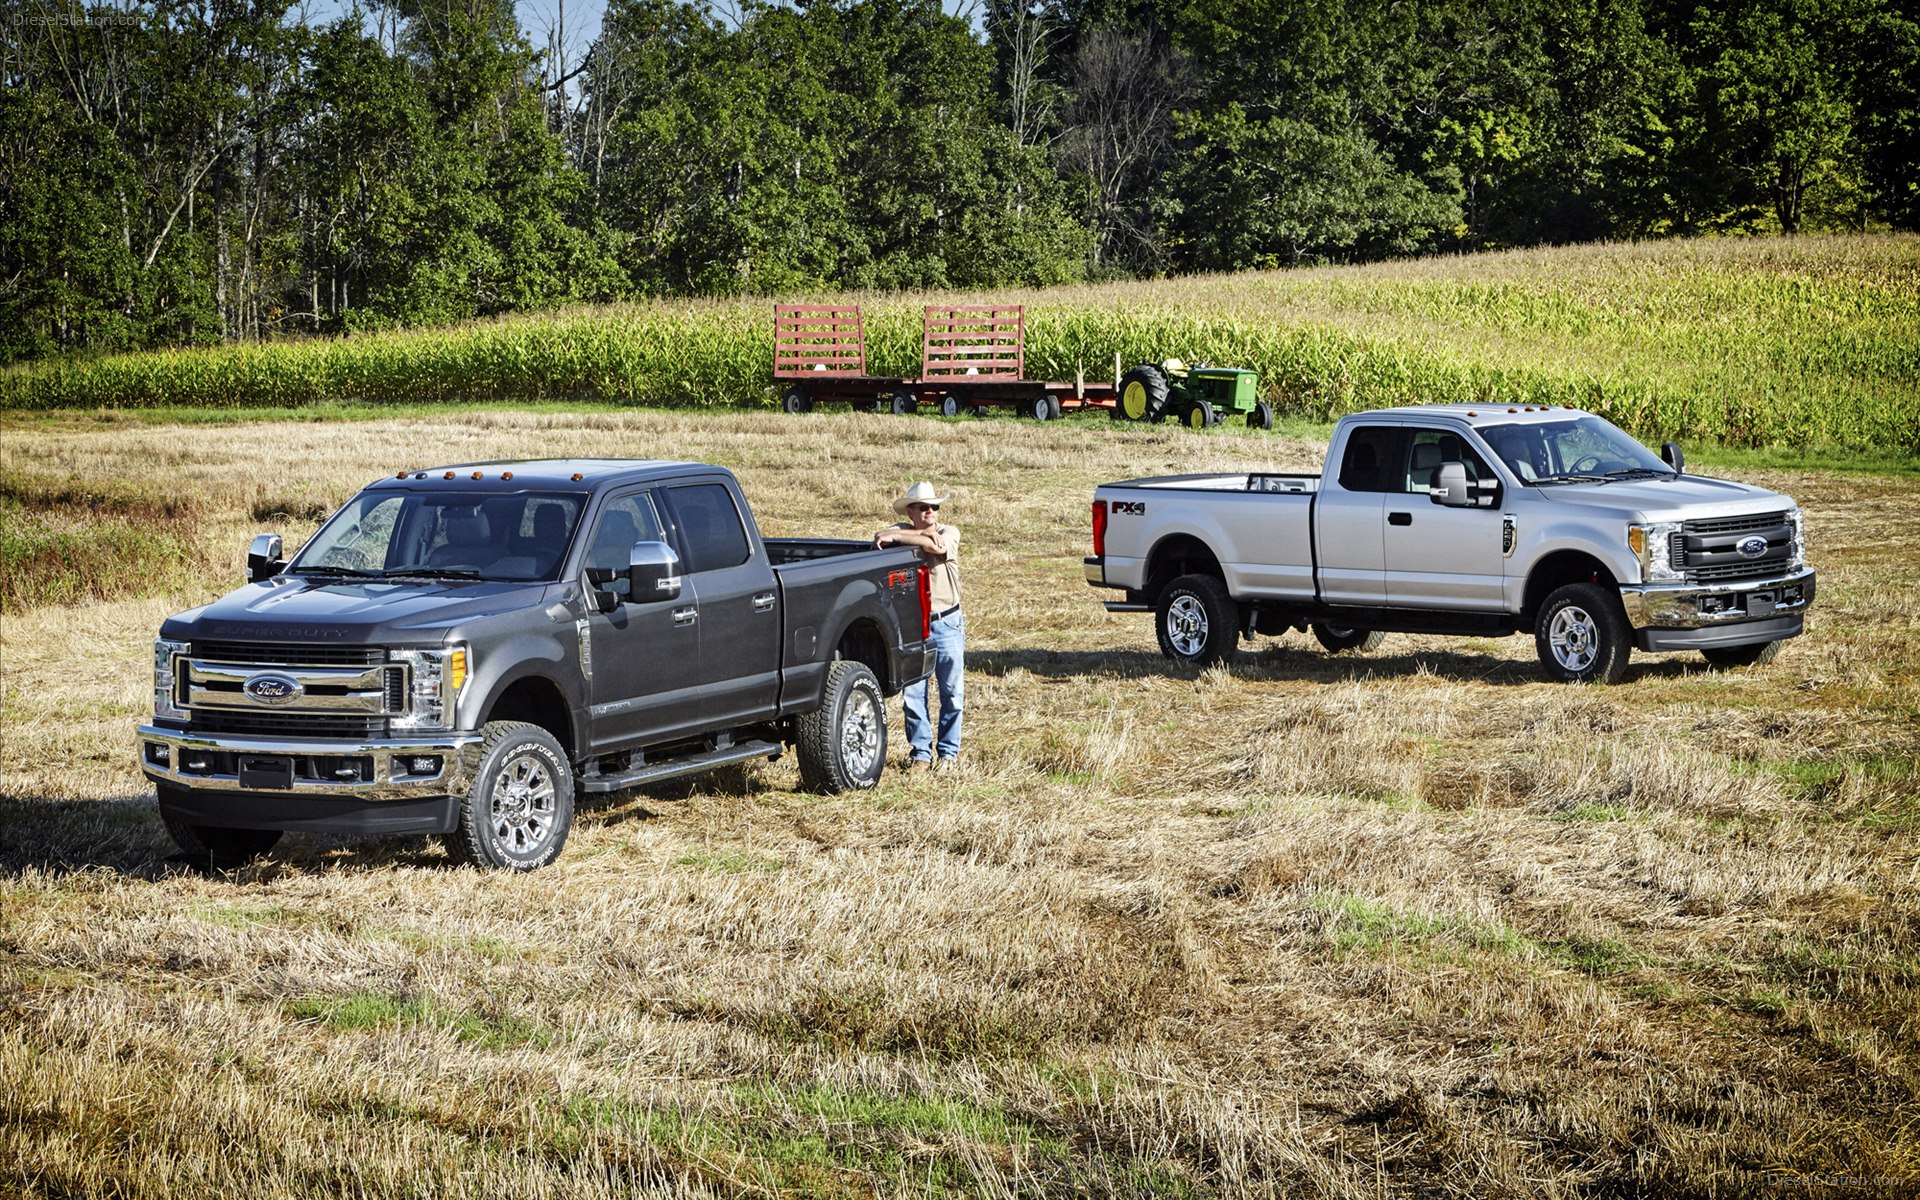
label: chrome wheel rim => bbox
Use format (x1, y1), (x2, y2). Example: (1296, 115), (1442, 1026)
(1167, 594), (1210, 658)
(841, 687), (882, 777)
(1549, 605), (1599, 673)
(489, 750), (557, 856)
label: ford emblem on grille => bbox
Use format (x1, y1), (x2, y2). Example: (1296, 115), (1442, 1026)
(1736, 535), (1769, 558)
(244, 672), (304, 704)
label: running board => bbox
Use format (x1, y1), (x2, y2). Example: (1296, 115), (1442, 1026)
(579, 740), (783, 794)
(1103, 601), (1152, 613)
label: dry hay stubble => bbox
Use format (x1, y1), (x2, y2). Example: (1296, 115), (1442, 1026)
(2, 407), (1917, 1197)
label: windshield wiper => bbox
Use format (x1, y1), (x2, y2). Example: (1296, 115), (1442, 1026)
(298, 564), (383, 577)
(383, 566), (485, 580)
(1604, 468), (1676, 480)
(1532, 473), (1607, 484)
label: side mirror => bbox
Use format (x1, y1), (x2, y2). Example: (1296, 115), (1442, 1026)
(247, 533), (284, 582)
(1430, 462), (1474, 507)
(627, 541), (682, 604)
(1660, 442), (1684, 473)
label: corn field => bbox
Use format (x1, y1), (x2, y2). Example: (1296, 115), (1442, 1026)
(5, 235), (1915, 452)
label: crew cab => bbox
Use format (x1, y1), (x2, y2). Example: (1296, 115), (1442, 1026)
(140, 460), (933, 870)
(1085, 405), (1815, 682)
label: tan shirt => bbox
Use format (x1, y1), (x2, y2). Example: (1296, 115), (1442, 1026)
(891, 521), (961, 611)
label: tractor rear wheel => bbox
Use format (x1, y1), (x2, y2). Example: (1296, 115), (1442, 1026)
(1118, 365), (1170, 422)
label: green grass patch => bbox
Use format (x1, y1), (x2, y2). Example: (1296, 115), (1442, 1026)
(1556, 802), (1639, 823)
(0, 496), (205, 610)
(1542, 936), (1647, 977)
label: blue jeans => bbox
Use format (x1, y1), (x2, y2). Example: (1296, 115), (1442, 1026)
(903, 609), (964, 761)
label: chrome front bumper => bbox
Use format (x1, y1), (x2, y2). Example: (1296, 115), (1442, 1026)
(1617, 568), (1816, 630)
(138, 725), (484, 801)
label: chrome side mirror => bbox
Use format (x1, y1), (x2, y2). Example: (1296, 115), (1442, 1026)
(247, 533), (284, 583)
(627, 541), (682, 604)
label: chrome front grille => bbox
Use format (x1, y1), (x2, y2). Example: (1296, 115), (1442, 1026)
(1669, 510), (1794, 583)
(181, 642), (397, 735)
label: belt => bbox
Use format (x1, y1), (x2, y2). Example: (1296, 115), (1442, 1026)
(931, 604), (960, 622)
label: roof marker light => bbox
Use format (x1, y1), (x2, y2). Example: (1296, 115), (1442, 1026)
(1508, 408), (1518, 413)
(501, 471), (512, 481)
(471, 471), (483, 480)
(572, 473), (584, 481)
(396, 471), (408, 479)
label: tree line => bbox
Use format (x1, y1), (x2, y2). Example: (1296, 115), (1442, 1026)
(2, 0), (1914, 363)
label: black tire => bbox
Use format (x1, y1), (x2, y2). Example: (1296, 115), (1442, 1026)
(1312, 623), (1386, 653)
(448, 721), (574, 870)
(1535, 582), (1632, 684)
(1701, 640), (1783, 669)
(938, 393), (961, 418)
(890, 390), (917, 416)
(158, 785), (282, 866)
(1046, 395), (1063, 421)
(796, 660), (887, 792)
(1155, 573), (1240, 668)
(1024, 393), (1052, 420)
(1183, 399), (1217, 429)
(1249, 400), (1275, 431)
(1118, 365), (1170, 422)
(781, 386), (813, 414)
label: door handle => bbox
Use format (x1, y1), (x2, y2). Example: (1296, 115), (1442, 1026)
(672, 606), (697, 625)
(1389, 512), (1412, 526)
(752, 592), (776, 612)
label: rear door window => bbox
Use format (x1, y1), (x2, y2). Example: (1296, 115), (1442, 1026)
(1337, 426), (1406, 493)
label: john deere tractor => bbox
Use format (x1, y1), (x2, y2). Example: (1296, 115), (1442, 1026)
(1113, 360), (1273, 430)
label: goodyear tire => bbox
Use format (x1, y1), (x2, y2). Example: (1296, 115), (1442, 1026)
(1249, 400), (1275, 431)
(1118, 365), (1170, 422)
(1535, 583), (1632, 684)
(1312, 623), (1386, 654)
(781, 386), (813, 414)
(1702, 640), (1782, 669)
(797, 660), (886, 792)
(449, 721), (574, 870)
(158, 784), (282, 867)
(1155, 573), (1240, 668)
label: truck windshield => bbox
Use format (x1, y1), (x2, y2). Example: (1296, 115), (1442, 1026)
(1484, 416), (1672, 483)
(291, 490), (586, 582)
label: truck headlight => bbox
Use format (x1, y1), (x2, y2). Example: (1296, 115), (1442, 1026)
(391, 646), (468, 732)
(1628, 521), (1684, 583)
(154, 638), (190, 722)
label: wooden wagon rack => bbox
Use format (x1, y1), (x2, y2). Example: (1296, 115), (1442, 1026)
(774, 303), (1120, 419)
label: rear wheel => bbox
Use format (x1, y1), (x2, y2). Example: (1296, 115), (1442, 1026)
(781, 386), (813, 414)
(1535, 582), (1631, 684)
(1024, 393), (1053, 420)
(1118, 365), (1170, 422)
(1248, 400), (1274, 431)
(797, 660), (886, 792)
(938, 393), (961, 417)
(1701, 640), (1782, 669)
(1046, 395), (1062, 421)
(890, 390), (917, 416)
(1312, 623), (1385, 653)
(448, 721), (574, 870)
(158, 785), (282, 866)
(1155, 574), (1240, 668)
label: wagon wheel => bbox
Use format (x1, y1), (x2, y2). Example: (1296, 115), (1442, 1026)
(938, 393), (961, 418)
(890, 390), (918, 416)
(781, 385), (813, 414)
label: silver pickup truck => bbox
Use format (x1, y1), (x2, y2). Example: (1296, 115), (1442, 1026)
(1085, 405), (1815, 682)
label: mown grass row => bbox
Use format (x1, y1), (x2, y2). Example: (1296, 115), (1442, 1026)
(4, 235), (1914, 451)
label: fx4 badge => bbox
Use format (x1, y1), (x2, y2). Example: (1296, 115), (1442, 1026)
(1112, 501), (1147, 516)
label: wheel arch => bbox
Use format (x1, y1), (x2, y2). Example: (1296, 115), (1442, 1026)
(1522, 551), (1620, 623)
(478, 674), (575, 762)
(1146, 533), (1224, 598)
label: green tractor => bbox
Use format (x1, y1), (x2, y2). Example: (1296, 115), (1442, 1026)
(1114, 359), (1274, 430)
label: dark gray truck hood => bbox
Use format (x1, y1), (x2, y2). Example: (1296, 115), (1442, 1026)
(161, 574), (554, 644)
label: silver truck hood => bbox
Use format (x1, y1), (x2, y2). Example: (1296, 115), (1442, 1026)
(1529, 475), (1796, 522)
(164, 576), (553, 643)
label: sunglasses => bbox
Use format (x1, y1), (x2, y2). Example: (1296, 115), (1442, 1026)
(909, 503), (940, 512)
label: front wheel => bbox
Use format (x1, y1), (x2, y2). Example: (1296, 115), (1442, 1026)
(938, 393), (961, 418)
(1184, 400), (1217, 429)
(1312, 623), (1385, 654)
(1024, 393), (1053, 421)
(890, 390), (917, 416)
(781, 386), (813, 414)
(1248, 400), (1274, 431)
(448, 721), (574, 870)
(1535, 583), (1631, 684)
(1155, 574), (1240, 667)
(1701, 640), (1782, 669)
(797, 660), (886, 792)
(158, 784), (282, 866)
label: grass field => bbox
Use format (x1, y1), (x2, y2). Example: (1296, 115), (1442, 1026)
(4, 235), (1917, 454)
(3, 407), (1917, 1197)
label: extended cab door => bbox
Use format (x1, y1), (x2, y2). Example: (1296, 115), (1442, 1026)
(660, 480), (782, 728)
(581, 489), (709, 750)
(1314, 425), (1401, 606)
(1383, 426), (1508, 611)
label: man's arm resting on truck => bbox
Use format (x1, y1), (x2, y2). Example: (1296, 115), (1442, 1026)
(873, 527), (949, 557)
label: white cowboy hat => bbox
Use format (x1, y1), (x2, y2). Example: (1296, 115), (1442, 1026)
(892, 480), (949, 514)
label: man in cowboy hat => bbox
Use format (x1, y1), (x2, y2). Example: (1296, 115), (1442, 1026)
(875, 481), (963, 769)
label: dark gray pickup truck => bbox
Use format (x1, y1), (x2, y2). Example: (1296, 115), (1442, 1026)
(139, 459), (933, 870)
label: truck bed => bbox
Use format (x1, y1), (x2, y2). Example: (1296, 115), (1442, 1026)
(1102, 472), (1319, 494)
